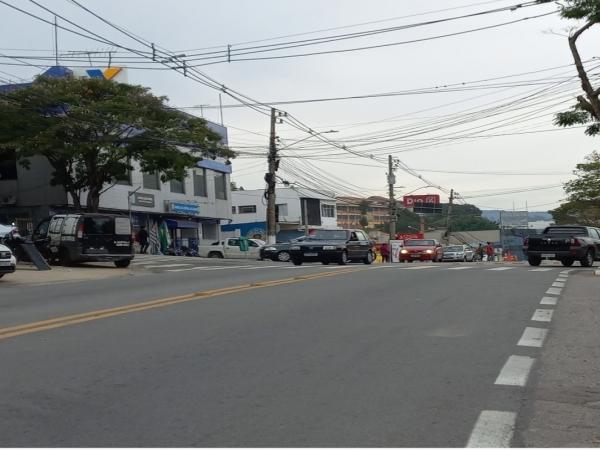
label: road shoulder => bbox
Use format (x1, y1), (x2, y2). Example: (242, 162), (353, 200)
(518, 269), (600, 447)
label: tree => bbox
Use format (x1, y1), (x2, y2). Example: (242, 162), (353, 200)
(0, 76), (234, 211)
(551, 151), (600, 225)
(554, 0), (600, 136)
(359, 199), (369, 228)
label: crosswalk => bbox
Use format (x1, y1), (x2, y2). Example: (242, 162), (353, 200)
(130, 255), (564, 274)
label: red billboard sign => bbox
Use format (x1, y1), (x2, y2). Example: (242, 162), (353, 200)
(402, 194), (440, 208)
(395, 232), (424, 240)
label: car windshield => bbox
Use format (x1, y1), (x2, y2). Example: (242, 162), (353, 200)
(445, 246), (463, 252)
(309, 230), (349, 240)
(405, 239), (435, 246)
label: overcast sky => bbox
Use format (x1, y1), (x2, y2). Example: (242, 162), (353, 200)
(1, 0), (599, 211)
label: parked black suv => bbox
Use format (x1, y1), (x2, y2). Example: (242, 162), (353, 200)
(288, 229), (374, 265)
(524, 225), (600, 267)
(33, 213), (134, 267)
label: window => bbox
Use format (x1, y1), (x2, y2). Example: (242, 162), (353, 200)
(49, 217), (64, 234)
(590, 228), (600, 239)
(276, 203), (288, 217)
(61, 217), (79, 235)
(321, 204), (335, 218)
(232, 206), (237, 214)
(170, 178), (185, 194)
(193, 169), (207, 197)
(214, 172), (227, 200)
(238, 205), (257, 214)
(356, 231), (369, 241)
(227, 238), (240, 247)
(83, 216), (113, 234)
(143, 172), (160, 190)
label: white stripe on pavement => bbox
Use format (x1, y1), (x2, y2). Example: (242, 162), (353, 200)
(466, 410), (517, 448)
(166, 265), (253, 273)
(517, 327), (548, 348)
(401, 265), (437, 270)
(495, 355), (535, 387)
(540, 296), (558, 305)
(531, 309), (554, 322)
(559, 270), (572, 275)
(552, 281), (565, 288)
(447, 266), (475, 270)
(143, 263), (193, 269)
(529, 268), (554, 272)
(546, 287), (562, 295)
(486, 267), (513, 271)
(556, 276), (568, 282)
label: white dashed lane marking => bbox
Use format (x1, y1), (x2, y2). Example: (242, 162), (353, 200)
(466, 410), (517, 448)
(546, 287), (562, 295)
(552, 281), (565, 288)
(446, 266), (475, 270)
(531, 309), (554, 322)
(495, 355), (535, 387)
(517, 327), (548, 348)
(144, 263), (192, 269)
(529, 268), (554, 272)
(486, 267), (513, 271)
(540, 296), (558, 305)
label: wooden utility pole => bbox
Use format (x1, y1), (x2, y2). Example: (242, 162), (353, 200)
(445, 189), (454, 244)
(388, 155), (397, 239)
(266, 108), (278, 244)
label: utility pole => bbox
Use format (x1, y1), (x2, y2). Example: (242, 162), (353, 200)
(266, 108), (278, 244)
(445, 188), (454, 244)
(54, 16), (59, 66)
(387, 155), (397, 240)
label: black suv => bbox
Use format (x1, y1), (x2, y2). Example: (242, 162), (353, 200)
(288, 229), (374, 266)
(33, 213), (134, 267)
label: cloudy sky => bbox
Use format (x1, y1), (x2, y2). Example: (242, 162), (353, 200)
(1, 0), (599, 211)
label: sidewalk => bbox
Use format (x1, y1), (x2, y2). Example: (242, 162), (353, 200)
(0, 263), (136, 286)
(518, 269), (600, 447)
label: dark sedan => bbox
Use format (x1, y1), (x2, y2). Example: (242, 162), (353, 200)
(288, 229), (374, 266)
(259, 236), (307, 262)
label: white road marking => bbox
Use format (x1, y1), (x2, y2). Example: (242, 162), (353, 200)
(529, 268), (554, 272)
(546, 287), (562, 295)
(466, 410), (517, 448)
(144, 263), (192, 269)
(240, 265), (282, 270)
(552, 281), (565, 288)
(517, 327), (548, 348)
(560, 270), (572, 275)
(166, 265), (253, 272)
(133, 259), (178, 265)
(531, 309), (554, 322)
(486, 267), (513, 271)
(401, 265), (437, 270)
(495, 355), (535, 387)
(447, 266), (475, 270)
(556, 276), (568, 282)
(540, 296), (558, 305)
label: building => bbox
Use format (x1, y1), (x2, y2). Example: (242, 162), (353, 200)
(336, 196), (389, 229)
(0, 66), (233, 250)
(221, 187), (338, 241)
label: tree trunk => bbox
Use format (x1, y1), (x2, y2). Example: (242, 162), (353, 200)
(569, 21), (600, 120)
(69, 190), (83, 212)
(86, 185), (101, 213)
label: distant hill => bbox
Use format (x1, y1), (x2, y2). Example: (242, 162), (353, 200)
(480, 210), (553, 223)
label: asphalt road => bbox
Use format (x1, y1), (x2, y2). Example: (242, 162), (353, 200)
(0, 261), (577, 446)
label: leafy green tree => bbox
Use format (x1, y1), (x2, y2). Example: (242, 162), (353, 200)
(551, 151), (600, 225)
(554, 0), (600, 135)
(358, 199), (370, 228)
(0, 76), (233, 211)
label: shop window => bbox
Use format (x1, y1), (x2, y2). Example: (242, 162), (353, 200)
(232, 206), (237, 214)
(214, 172), (227, 200)
(193, 169), (207, 197)
(321, 204), (335, 218)
(170, 178), (185, 194)
(143, 172), (160, 190)
(238, 205), (256, 214)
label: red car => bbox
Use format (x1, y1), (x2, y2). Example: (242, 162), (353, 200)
(400, 239), (443, 262)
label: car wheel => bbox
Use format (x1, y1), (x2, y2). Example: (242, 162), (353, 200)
(561, 259), (574, 267)
(208, 252), (223, 259)
(363, 251), (374, 265)
(292, 258), (303, 266)
(114, 259), (131, 268)
(277, 251), (291, 262)
(580, 249), (594, 267)
(528, 256), (542, 266)
(338, 251), (349, 265)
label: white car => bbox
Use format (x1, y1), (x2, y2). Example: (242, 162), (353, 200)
(0, 243), (16, 279)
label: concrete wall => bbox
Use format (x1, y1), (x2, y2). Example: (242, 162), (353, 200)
(425, 229), (501, 245)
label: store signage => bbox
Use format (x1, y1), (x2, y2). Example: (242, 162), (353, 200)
(131, 192), (155, 208)
(167, 201), (200, 216)
(402, 194), (440, 207)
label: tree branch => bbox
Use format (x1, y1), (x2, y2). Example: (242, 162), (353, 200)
(569, 20), (600, 120)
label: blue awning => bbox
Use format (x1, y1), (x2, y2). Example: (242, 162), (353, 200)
(165, 219), (200, 229)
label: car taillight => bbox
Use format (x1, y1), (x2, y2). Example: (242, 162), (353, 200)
(77, 223), (84, 239)
(569, 238), (581, 246)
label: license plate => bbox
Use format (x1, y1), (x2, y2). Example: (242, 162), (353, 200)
(411, 254), (421, 258)
(304, 252), (318, 257)
(0, 261), (12, 266)
(541, 253), (555, 258)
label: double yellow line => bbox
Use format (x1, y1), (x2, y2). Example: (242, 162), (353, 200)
(0, 267), (362, 341)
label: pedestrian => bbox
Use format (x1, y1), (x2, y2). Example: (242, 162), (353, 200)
(137, 226), (149, 254)
(380, 242), (390, 263)
(486, 242), (495, 262)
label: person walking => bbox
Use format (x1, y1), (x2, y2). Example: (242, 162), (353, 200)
(137, 226), (149, 254)
(486, 242), (495, 262)
(476, 243), (484, 262)
(380, 242), (390, 263)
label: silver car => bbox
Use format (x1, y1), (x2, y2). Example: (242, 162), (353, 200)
(442, 244), (475, 262)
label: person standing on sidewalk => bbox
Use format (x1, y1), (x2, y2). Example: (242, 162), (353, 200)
(486, 242), (495, 262)
(380, 242), (390, 263)
(137, 226), (149, 254)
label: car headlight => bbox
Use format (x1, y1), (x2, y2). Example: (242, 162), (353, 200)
(425, 249), (433, 254)
(290, 246), (300, 251)
(265, 247), (277, 251)
(401, 249), (408, 254)
(323, 245), (335, 250)
(0, 251), (11, 259)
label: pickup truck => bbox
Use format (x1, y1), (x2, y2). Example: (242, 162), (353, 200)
(523, 225), (600, 267)
(197, 237), (264, 259)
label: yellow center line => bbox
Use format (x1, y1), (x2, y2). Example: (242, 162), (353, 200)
(0, 267), (364, 341)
